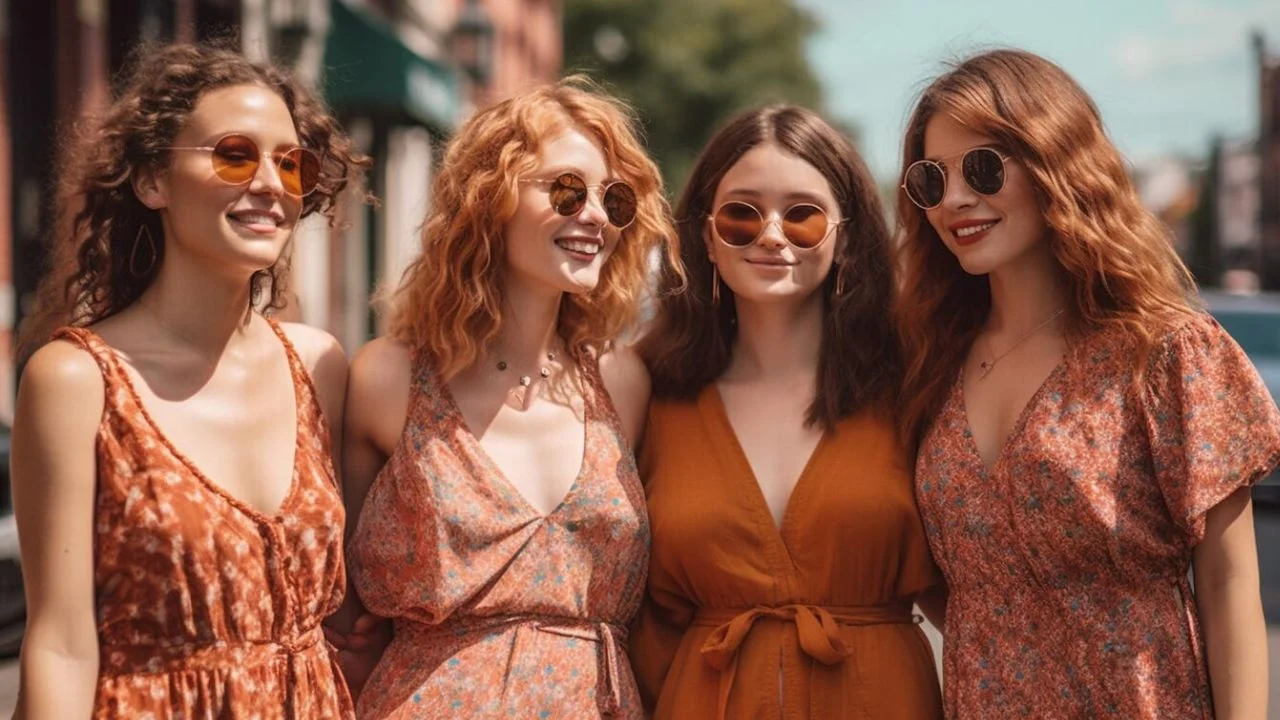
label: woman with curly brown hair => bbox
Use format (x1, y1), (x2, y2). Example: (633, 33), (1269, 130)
(897, 49), (1274, 718)
(10, 42), (368, 718)
(628, 105), (943, 719)
(339, 78), (678, 718)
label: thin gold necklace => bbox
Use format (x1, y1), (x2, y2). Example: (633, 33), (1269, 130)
(977, 307), (1065, 380)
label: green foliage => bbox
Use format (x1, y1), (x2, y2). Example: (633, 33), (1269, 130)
(563, 0), (826, 192)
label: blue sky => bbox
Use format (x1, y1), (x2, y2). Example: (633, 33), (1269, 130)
(800, 0), (1280, 183)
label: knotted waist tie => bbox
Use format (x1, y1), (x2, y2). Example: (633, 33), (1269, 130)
(397, 614), (630, 717)
(695, 602), (919, 720)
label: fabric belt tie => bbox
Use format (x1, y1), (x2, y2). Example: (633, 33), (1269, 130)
(695, 603), (917, 720)
(398, 614), (630, 717)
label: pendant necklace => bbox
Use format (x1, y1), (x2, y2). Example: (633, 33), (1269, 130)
(978, 307), (1065, 380)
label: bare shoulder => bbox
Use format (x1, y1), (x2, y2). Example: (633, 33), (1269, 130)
(278, 321), (346, 370)
(19, 340), (106, 410)
(598, 343), (652, 448)
(349, 336), (414, 407)
(15, 340), (107, 448)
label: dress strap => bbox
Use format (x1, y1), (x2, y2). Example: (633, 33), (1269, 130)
(49, 326), (142, 419)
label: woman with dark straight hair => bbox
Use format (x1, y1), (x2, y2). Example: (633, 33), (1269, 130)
(897, 48), (1274, 718)
(630, 105), (943, 719)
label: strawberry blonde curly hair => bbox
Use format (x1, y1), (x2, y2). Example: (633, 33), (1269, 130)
(383, 76), (680, 379)
(895, 49), (1199, 446)
(19, 40), (369, 358)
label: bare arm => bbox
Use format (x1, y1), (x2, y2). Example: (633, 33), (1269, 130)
(1193, 487), (1267, 720)
(11, 342), (106, 718)
(599, 344), (652, 450)
(324, 338), (410, 698)
(281, 323), (349, 477)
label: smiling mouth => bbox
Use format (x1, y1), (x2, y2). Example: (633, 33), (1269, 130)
(227, 211), (282, 233)
(953, 221), (998, 239)
(555, 238), (602, 258)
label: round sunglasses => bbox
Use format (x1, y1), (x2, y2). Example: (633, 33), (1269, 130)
(902, 146), (1009, 210)
(165, 133), (323, 198)
(520, 172), (638, 229)
(708, 200), (840, 250)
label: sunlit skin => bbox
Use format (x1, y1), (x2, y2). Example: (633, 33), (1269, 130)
(10, 83), (349, 719)
(332, 122), (652, 698)
(920, 111), (1269, 719)
(504, 128), (623, 299)
(705, 142), (841, 531)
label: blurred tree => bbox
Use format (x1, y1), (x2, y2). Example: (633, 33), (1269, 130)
(563, 0), (826, 193)
(1187, 137), (1221, 287)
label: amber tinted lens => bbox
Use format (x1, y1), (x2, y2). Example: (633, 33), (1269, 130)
(963, 148), (1005, 195)
(712, 201), (764, 247)
(210, 134), (261, 185)
(782, 204), (832, 249)
(602, 182), (637, 229)
(275, 147), (322, 197)
(903, 160), (945, 209)
(548, 173), (588, 216)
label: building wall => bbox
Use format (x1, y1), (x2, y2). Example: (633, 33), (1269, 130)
(459, 0), (561, 107)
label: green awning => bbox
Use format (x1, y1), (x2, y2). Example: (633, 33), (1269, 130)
(323, 0), (463, 132)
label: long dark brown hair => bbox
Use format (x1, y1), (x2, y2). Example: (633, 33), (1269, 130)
(894, 49), (1198, 447)
(639, 105), (900, 431)
(19, 40), (370, 358)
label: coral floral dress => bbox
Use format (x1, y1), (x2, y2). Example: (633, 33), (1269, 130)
(915, 313), (1280, 718)
(56, 323), (353, 719)
(348, 355), (649, 718)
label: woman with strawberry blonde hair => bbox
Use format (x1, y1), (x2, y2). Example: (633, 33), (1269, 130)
(896, 48), (1274, 718)
(335, 77), (679, 718)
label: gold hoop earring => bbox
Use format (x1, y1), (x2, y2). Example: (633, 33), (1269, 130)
(130, 224), (157, 278)
(711, 265), (720, 305)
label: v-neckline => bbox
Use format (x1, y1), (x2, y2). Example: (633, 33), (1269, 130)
(699, 384), (828, 553)
(957, 357), (1068, 476)
(98, 324), (303, 524)
(430, 365), (590, 521)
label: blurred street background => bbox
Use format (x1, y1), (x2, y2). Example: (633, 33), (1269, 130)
(1, 0), (1280, 714)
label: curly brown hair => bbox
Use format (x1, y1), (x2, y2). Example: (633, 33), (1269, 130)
(894, 49), (1198, 446)
(19, 40), (370, 358)
(382, 76), (681, 380)
(638, 105), (901, 432)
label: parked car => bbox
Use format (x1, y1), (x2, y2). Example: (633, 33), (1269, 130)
(1202, 291), (1280, 509)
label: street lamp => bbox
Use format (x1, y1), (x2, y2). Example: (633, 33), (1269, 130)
(451, 0), (495, 86)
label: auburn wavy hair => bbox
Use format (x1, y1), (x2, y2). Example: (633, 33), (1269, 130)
(383, 76), (679, 379)
(19, 40), (369, 359)
(638, 105), (901, 431)
(895, 49), (1198, 445)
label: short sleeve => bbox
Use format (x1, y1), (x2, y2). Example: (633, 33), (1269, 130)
(1141, 313), (1280, 544)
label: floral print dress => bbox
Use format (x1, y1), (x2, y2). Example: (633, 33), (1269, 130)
(55, 322), (353, 719)
(915, 313), (1280, 719)
(348, 355), (649, 719)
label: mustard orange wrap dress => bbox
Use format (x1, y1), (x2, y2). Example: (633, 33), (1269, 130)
(55, 323), (353, 719)
(630, 386), (944, 719)
(915, 314), (1280, 718)
(348, 356), (649, 718)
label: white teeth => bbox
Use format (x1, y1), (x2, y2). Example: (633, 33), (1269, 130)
(231, 212), (278, 226)
(955, 222), (996, 238)
(556, 239), (600, 255)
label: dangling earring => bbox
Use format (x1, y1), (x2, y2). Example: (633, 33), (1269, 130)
(130, 224), (157, 278)
(711, 265), (720, 305)
(835, 264), (847, 296)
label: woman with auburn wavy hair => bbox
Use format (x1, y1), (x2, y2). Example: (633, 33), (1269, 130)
(338, 77), (677, 718)
(11, 41), (368, 718)
(896, 48), (1275, 718)
(630, 105), (943, 719)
